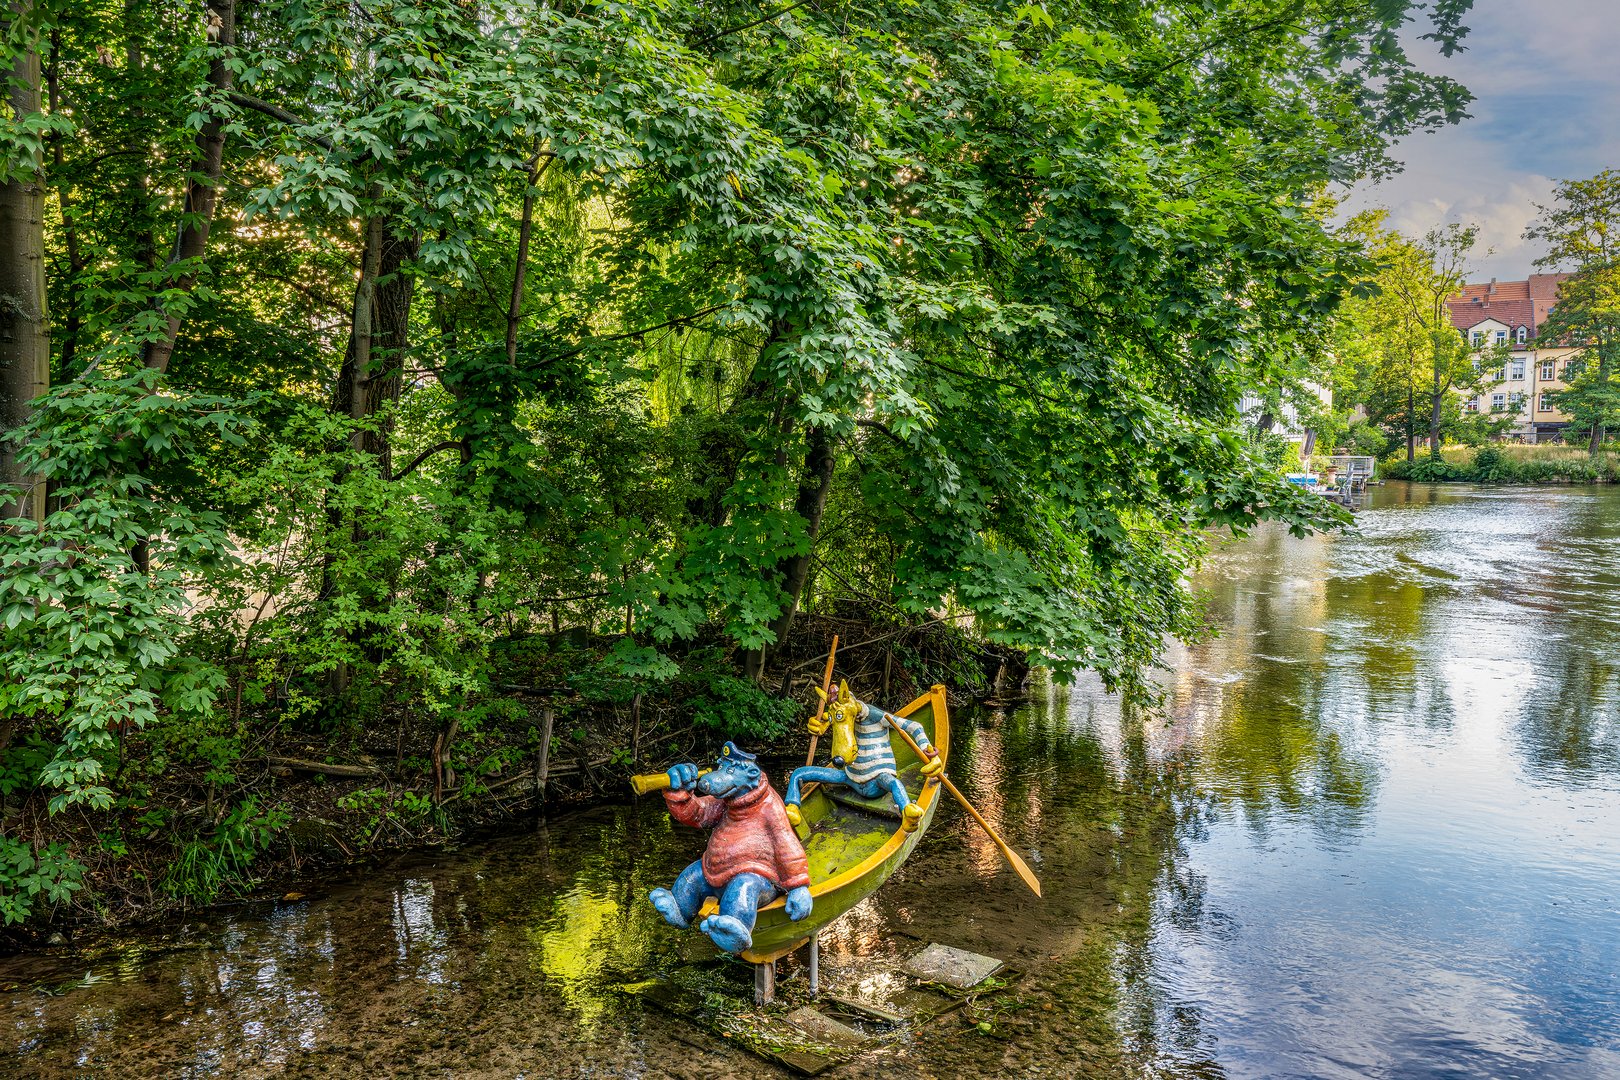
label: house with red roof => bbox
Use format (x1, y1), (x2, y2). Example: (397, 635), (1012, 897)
(1445, 274), (1579, 442)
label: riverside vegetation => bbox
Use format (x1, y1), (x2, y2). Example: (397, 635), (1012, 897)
(0, 0), (1474, 937)
(1383, 444), (1620, 485)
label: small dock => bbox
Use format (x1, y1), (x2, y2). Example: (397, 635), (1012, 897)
(1317, 454), (1377, 495)
(1290, 454), (1376, 508)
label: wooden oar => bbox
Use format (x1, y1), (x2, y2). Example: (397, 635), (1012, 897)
(882, 713), (1043, 898)
(804, 635), (840, 767)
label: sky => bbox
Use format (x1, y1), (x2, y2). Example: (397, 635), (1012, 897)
(1341, 0), (1620, 281)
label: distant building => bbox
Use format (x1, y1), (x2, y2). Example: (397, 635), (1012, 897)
(1446, 274), (1579, 443)
(1240, 382), (1333, 450)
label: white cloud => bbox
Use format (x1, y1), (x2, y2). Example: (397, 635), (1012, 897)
(1339, 0), (1620, 279)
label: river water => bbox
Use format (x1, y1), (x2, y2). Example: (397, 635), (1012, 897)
(5, 482), (1619, 1078)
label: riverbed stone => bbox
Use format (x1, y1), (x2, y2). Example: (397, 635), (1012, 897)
(900, 943), (1003, 989)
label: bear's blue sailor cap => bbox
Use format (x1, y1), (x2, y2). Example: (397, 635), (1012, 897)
(719, 741), (756, 763)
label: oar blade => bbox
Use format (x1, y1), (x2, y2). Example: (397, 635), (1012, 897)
(939, 774), (1043, 898)
(999, 838), (1042, 898)
(883, 711), (1043, 899)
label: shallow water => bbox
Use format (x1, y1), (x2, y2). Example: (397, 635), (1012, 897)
(5, 481), (1620, 1078)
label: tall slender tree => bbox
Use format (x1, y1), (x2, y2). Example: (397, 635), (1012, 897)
(1528, 170), (1620, 452)
(1336, 213), (1492, 458)
(1395, 225), (1482, 457)
(0, 0), (49, 525)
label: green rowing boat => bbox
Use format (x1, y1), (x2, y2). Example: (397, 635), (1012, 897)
(738, 683), (950, 964)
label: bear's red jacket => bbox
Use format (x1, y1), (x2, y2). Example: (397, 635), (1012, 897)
(664, 782), (810, 891)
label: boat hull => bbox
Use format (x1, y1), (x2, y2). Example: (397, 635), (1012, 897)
(740, 684), (950, 963)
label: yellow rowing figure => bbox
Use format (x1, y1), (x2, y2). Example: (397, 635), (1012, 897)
(784, 680), (943, 831)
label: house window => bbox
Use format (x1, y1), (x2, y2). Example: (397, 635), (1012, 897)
(1563, 360), (1582, 380)
(1540, 361), (1556, 381)
(1539, 393), (1552, 412)
(1509, 360), (1526, 381)
(1472, 331), (1485, 347)
(1509, 392), (1527, 411)
(1465, 397), (1479, 413)
(1517, 326), (1529, 344)
(1495, 330), (1508, 346)
(1491, 393), (1507, 411)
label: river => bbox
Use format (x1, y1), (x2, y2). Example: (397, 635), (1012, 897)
(5, 481), (1619, 1078)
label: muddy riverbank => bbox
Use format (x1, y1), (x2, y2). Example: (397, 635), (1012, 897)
(2, 613), (1022, 947)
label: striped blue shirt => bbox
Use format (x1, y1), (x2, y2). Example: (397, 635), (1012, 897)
(844, 703), (932, 783)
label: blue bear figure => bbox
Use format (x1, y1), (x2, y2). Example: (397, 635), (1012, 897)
(648, 742), (813, 954)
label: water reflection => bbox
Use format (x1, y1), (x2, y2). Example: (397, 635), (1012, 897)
(1121, 483), (1620, 1080)
(5, 483), (1620, 1077)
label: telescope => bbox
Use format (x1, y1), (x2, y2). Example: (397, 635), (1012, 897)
(629, 768), (711, 797)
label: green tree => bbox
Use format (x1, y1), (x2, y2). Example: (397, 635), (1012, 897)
(1334, 213), (1494, 458)
(0, 0), (51, 525)
(0, 0), (1480, 924)
(1527, 170), (1620, 451)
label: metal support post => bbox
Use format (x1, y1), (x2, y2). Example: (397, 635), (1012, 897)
(808, 933), (820, 998)
(754, 959), (776, 1006)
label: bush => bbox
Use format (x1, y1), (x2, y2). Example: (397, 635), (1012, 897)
(1342, 421), (1391, 459)
(1403, 455), (1462, 482)
(1471, 446), (1510, 483)
(1392, 443), (1620, 485)
(1252, 431), (1301, 471)
(676, 649), (798, 742)
(1382, 455), (1453, 481)
(159, 797), (289, 906)
(0, 838), (86, 926)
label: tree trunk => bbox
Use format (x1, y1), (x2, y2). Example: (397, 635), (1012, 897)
(1405, 384), (1416, 461)
(45, 29), (83, 373)
(1589, 353), (1609, 453)
(140, 0), (235, 374)
(505, 152), (545, 366)
(123, 0), (156, 275)
(1428, 390), (1444, 457)
(767, 425), (835, 647)
(744, 426), (835, 682)
(0, 3), (49, 526)
(332, 218), (418, 473)
(322, 218), (417, 696)
(364, 226), (417, 475)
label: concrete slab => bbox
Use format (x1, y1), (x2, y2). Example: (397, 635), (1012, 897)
(900, 943), (1004, 990)
(621, 977), (863, 1077)
(783, 1007), (868, 1049)
(822, 993), (906, 1025)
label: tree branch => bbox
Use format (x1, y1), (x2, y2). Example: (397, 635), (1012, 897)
(266, 755), (381, 778)
(226, 92), (336, 151)
(856, 418), (908, 446)
(391, 440), (462, 481)
(699, 0), (818, 45)
(925, 347), (1068, 407)
(522, 303), (732, 366)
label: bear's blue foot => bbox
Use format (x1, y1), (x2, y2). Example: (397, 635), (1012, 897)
(700, 913), (753, 953)
(649, 888), (689, 928)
